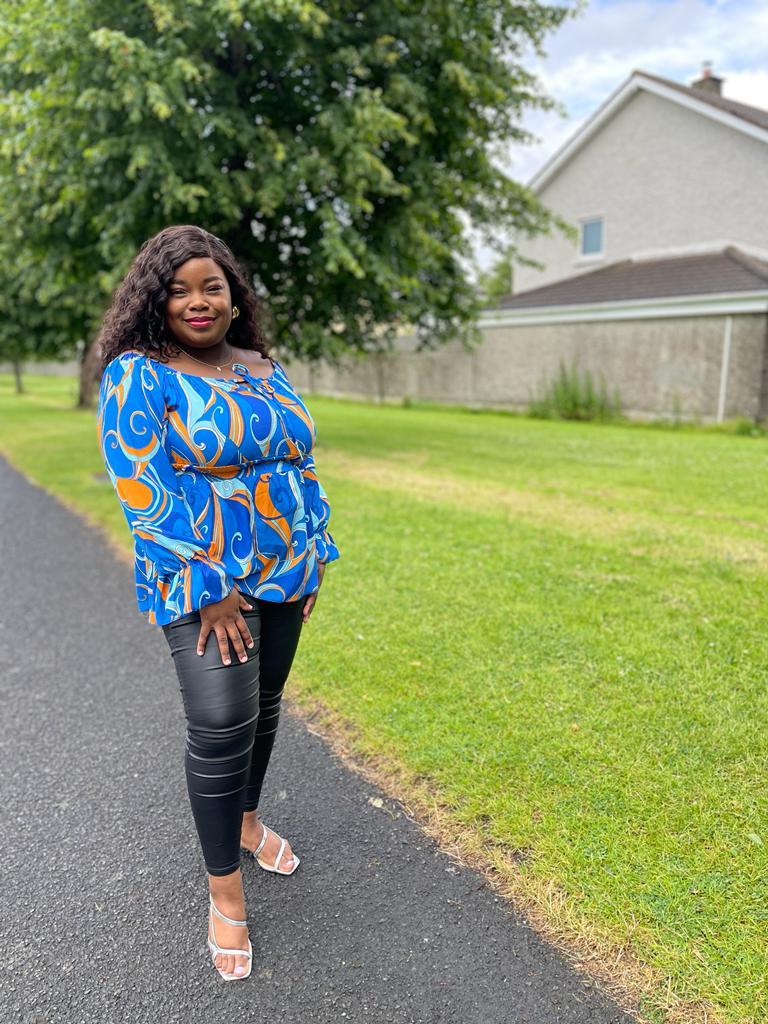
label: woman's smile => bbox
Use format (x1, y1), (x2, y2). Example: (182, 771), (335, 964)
(185, 316), (216, 329)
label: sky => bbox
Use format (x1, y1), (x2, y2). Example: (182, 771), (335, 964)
(470, 0), (768, 270)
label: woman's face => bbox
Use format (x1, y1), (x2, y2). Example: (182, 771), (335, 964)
(164, 257), (234, 349)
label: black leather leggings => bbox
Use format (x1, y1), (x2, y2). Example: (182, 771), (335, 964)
(162, 594), (305, 876)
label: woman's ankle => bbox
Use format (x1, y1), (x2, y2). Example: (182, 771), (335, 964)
(208, 868), (243, 895)
(241, 811), (262, 839)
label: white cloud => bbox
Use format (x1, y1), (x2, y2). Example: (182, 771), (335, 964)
(723, 69), (768, 108)
(534, 0), (768, 107)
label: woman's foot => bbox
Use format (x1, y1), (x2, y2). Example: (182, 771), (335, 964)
(240, 810), (297, 873)
(208, 869), (251, 978)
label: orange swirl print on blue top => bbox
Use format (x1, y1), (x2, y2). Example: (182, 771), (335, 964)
(96, 351), (340, 626)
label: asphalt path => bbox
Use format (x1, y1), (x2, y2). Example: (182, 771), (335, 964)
(0, 453), (638, 1024)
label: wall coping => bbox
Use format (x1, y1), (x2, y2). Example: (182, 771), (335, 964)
(478, 291), (768, 327)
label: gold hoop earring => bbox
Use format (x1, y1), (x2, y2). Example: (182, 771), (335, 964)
(231, 306), (240, 319)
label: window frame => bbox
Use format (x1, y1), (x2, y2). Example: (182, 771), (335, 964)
(576, 215), (605, 263)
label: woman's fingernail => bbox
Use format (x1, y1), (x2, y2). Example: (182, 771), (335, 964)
(224, 658), (231, 665)
(197, 650), (203, 656)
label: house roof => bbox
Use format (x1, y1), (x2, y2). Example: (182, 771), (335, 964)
(529, 70), (768, 192)
(497, 247), (768, 310)
(637, 70), (768, 132)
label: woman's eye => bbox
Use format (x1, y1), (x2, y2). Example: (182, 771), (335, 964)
(169, 286), (222, 297)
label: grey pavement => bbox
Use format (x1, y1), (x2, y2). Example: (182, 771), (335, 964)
(0, 453), (638, 1024)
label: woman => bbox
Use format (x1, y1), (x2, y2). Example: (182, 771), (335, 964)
(96, 224), (340, 981)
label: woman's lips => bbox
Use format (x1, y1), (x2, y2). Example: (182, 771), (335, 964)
(185, 317), (215, 328)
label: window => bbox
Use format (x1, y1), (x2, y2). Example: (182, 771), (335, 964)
(580, 217), (603, 256)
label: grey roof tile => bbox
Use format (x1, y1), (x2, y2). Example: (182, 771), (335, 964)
(498, 247), (768, 309)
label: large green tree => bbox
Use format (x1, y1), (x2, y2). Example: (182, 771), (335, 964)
(0, 0), (579, 403)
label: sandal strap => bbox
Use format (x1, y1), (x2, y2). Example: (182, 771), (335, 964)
(209, 894), (248, 928)
(272, 836), (287, 872)
(209, 914), (252, 961)
(253, 821), (292, 871)
(209, 941), (252, 960)
(252, 821), (270, 858)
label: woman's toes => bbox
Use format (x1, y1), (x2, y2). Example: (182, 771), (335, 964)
(215, 951), (249, 977)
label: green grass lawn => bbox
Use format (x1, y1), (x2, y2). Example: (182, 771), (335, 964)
(1, 372), (766, 1024)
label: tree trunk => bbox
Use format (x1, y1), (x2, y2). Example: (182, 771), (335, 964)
(77, 338), (102, 409)
(12, 358), (24, 395)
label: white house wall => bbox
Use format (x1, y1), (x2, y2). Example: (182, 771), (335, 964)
(514, 89), (768, 293)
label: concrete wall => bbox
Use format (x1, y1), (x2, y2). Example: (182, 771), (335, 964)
(515, 90), (768, 292)
(0, 359), (80, 376)
(280, 313), (768, 421)
(8, 312), (767, 420)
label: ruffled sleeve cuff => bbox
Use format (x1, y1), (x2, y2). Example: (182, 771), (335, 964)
(315, 528), (340, 565)
(179, 556), (235, 610)
(138, 553), (235, 625)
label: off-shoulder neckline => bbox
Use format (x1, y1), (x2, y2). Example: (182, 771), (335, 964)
(127, 351), (280, 384)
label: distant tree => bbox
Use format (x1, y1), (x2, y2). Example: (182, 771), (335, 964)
(0, 259), (87, 395)
(0, 0), (580, 405)
(476, 248), (515, 306)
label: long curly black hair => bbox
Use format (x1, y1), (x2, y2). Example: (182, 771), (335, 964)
(97, 224), (268, 372)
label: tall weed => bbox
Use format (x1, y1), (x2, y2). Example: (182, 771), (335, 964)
(528, 360), (622, 422)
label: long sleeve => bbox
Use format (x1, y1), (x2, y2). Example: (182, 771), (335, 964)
(299, 450), (340, 565)
(97, 352), (234, 617)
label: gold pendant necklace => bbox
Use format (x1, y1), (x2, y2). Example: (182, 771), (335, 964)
(182, 343), (236, 373)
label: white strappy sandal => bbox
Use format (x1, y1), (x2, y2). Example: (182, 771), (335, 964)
(241, 820), (300, 875)
(207, 893), (253, 981)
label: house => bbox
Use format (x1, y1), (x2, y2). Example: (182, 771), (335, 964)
(484, 65), (768, 420)
(513, 65), (768, 292)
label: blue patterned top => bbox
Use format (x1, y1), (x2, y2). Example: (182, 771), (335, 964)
(97, 350), (340, 626)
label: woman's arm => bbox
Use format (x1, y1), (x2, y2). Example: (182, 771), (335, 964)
(97, 352), (235, 612)
(297, 448), (339, 625)
(298, 450), (340, 565)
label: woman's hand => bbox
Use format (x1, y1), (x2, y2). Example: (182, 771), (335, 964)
(301, 562), (327, 624)
(197, 589), (255, 666)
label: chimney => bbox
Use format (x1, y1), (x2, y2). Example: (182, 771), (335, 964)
(691, 61), (723, 96)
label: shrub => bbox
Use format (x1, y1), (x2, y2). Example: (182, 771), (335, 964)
(732, 417), (766, 437)
(528, 360), (622, 422)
